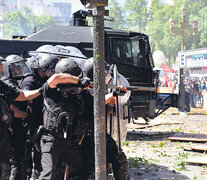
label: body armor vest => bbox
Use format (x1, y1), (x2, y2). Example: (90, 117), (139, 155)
(43, 91), (89, 138)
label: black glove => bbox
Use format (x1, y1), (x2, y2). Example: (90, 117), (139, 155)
(113, 89), (126, 97)
(38, 82), (47, 94)
(78, 77), (91, 88)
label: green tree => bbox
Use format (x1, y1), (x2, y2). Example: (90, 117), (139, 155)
(34, 15), (54, 32)
(147, 1), (181, 64)
(3, 7), (55, 38)
(124, 0), (148, 32)
(148, 0), (163, 21)
(106, 0), (124, 30)
(146, 0), (207, 65)
(198, 6), (207, 47)
(3, 10), (32, 38)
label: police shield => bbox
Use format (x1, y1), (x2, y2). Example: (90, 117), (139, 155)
(106, 65), (131, 146)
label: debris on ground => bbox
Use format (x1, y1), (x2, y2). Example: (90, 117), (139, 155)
(124, 107), (207, 179)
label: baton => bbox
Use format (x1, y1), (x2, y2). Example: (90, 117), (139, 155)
(28, 51), (88, 59)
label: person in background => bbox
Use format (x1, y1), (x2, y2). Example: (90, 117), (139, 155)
(201, 78), (206, 106)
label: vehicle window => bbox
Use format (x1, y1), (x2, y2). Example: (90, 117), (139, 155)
(111, 37), (147, 67)
(111, 38), (132, 65)
(131, 39), (140, 66)
(132, 38), (148, 67)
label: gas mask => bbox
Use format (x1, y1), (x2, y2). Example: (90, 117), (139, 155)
(57, 84), (83, 95)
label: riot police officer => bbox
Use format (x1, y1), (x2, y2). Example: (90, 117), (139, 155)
(37, 57), (91, 180)
(17, 56), (49, 179)
(0, 56), (41, 180)
(0, 56), (12, 180)
(39, 57), (129, 179)
(2, 54), (35, 180)
(0, 55), (43, 102)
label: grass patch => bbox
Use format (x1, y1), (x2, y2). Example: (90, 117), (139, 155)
(151, 142), (165, 148)
(193, 176), (198, 180)
(174, 127), (184, 133)
(174, 152), (189, 171)
(128, 156), (148, 168)
(123, 141), (130, 146)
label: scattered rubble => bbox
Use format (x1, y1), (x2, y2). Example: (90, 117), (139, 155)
(124, 108), (207, 179)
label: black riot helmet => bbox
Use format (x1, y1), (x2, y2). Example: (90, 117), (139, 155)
(5, 54), (32, 79)
(55, 57), (83, 77)
(38, 54), (59, 77)
(55, 58), (84, 94)
(82, 58), (110, 80)
(82, 57), (93, 80)
(27, 56), (39, 69)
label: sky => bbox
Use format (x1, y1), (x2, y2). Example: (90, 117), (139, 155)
(44, 0), (127, 13)
(44, 0), (174, 13)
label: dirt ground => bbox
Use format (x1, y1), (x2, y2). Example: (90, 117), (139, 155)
(124, 107), (207, 180)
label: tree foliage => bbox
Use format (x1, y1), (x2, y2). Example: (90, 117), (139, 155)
(3, 7), (55, 38)
(146, 0), (207, 65)
(106, 0), (124, 29)
(124, 0), (148, 32)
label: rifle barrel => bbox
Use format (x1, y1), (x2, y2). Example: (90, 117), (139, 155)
(106, 84), (155, 92)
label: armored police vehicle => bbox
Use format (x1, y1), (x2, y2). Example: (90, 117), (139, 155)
(0, 10), (177, 124)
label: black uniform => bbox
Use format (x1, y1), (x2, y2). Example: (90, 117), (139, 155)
(2, 77), (29, 180)
(39, 81), (129, 180)
(39, 82), (91, 180)
(0, 80), (21, 180)
(0, 80), (21, 100)
(18, 73), (44, 178)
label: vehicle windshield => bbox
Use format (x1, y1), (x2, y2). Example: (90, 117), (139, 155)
(111, 37), (148, 67)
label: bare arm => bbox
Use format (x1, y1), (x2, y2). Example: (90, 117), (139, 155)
(10, 104), (27, 118)
(15, 89), (41, 101)
(105, 86), (128, 105)
(105, 92), (115, 105)
(48, 73), (79, 88)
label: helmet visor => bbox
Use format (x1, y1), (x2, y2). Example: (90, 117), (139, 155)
(10, 61), (32, 77)
(0, 62), (9, 78)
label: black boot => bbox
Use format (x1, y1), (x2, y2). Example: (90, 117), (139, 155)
(112, 152), (130, 180)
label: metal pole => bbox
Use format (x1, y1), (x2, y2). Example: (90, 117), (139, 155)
(169, 7), (197, 112)
(113, 65), (121, 153)
(178, 16), (185, 112)
(93, 6), (107, 180)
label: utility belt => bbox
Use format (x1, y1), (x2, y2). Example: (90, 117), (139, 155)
(43, 125), (92, 140)
(43, 127), (72, 139)
(34, 125), (92, 152)
(13, 117), (28, 127)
